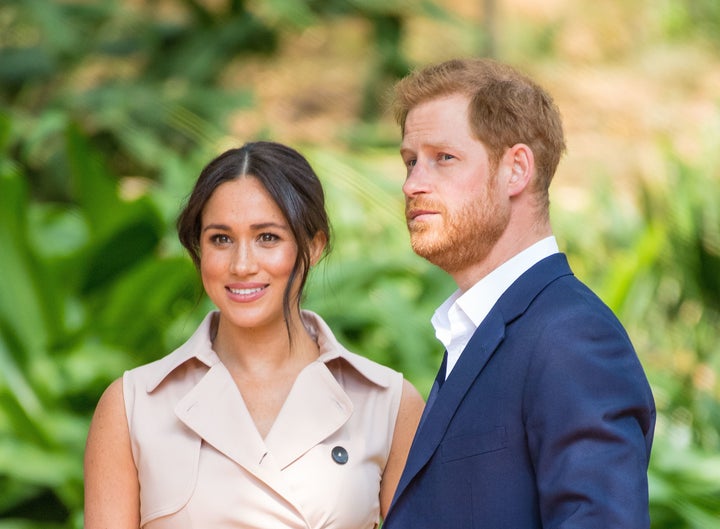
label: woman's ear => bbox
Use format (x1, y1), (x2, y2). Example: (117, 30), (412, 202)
(309, 231), (327, 266)
(505, 143), (534, 197)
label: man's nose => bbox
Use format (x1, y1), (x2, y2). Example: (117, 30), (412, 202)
(402, 161), (430, 198)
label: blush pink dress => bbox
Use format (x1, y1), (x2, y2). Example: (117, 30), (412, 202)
(123, 311), (403, 529)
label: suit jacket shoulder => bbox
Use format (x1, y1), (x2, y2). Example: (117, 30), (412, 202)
(386, 253), (655, 529)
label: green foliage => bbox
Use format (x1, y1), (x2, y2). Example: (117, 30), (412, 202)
(551, 127), (720, 525)
(1, 1), (719, 528)
(0, 115), (205, 527)
(649, 436), (720, 529)
(659, 0), (720, 46)
(0, 0), (260, 203)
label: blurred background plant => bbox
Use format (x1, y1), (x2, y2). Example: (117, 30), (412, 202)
(1, 0), (718, 527)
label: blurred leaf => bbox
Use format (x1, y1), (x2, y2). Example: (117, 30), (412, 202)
(65, 123), (122, 235)
(599, 219), (666, 314)
(95, 256), (201, 355)
(79, 202), (163, 294)
(0, 166), (50, 360)
(0, 438), (81, 487)
(649, 436), (720, 526)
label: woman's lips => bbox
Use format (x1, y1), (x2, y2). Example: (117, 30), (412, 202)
(225, 284), (267, 302)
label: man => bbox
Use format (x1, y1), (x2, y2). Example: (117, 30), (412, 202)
(383, 58), (656, 528)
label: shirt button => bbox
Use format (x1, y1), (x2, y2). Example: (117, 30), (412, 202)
(331, 446), (349, 465)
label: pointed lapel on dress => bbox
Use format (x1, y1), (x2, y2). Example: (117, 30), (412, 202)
(265, 360), (353, 470)
(174, 357), (355, 474)
(175, 363), (269, 474)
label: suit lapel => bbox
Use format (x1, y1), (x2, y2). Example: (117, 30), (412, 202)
(390, 253), (574, 509)
(417, 351), (447, 429)
(393, 309), (506, 498)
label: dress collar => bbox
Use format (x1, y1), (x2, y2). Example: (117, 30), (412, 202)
(145, 310), (393, 393)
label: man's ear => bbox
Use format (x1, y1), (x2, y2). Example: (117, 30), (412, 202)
(309, 231), (327, 266)
(505, 143), (534, 197)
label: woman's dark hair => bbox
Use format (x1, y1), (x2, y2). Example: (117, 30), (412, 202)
(177, 141), (331, 329)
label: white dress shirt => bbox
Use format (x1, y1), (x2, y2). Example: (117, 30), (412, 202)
(432, 236), (560, 379)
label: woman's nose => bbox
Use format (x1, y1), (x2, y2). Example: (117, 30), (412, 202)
(230, 241), (259, 275)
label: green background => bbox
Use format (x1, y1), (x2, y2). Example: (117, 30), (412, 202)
(1, 1), (719, 527)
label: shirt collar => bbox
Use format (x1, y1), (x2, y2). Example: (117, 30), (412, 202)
(432, 236), (560, 333)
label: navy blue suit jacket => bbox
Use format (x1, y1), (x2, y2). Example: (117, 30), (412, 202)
(384, 254), (656, 529)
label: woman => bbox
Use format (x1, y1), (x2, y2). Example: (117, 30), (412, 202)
(84, 141), (425, 529)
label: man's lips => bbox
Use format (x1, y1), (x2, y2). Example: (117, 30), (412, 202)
(406, 208), (438, 221)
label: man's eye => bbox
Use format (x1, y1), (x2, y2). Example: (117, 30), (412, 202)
(439, 153), (455, 161)
(405, 159), (416, 168)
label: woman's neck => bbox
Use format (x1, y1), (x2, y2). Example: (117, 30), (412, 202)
(211, 310), (319, 379)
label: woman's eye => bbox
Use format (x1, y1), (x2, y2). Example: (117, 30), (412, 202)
(405, 159), (416, 168)
(210, 234), (231, 245)
(259, 233), (279, 243)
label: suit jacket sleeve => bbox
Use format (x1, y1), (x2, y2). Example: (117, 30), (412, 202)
(523, 294), (655, 528)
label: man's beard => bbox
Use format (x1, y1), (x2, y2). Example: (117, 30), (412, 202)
(406, 191), (509, 274)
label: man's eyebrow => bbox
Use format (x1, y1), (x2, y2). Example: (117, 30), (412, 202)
(400, 141), (455, 154)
